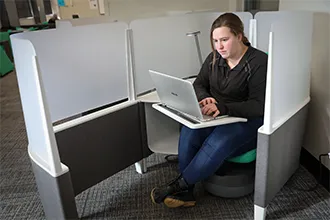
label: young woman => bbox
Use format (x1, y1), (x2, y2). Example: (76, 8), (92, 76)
(151, 12), (268, 208)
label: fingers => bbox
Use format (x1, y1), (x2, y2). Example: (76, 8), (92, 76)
(206, 98), (215, 104)
(202, 106), (211, 115)
(198, 99), (206, 106)
(201, 105), (207, 115)
(212, 110), (220, 118)
(207, 109), (215, 116)
(202, 104), (219, 116)
(209, 98), (216, 104)
(207, 105), (216, 115)
(199, 98), (216, 107)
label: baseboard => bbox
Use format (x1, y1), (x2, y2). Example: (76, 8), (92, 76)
(300, 147), (329, 192)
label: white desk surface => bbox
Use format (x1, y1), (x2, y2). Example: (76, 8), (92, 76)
(152, 104), (247, 129)
(137, 90), (160, 103)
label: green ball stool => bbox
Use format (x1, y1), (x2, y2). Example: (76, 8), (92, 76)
(203, 149), (257, 198)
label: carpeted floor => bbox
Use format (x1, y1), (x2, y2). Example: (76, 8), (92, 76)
(1, 72), (330, 220)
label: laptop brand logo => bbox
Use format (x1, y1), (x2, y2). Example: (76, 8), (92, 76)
(171, 92), (178, 96)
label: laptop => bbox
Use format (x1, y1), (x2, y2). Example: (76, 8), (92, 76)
(149, 70), (228, 123)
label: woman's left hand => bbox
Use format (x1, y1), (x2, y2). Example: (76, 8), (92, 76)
(201, 103), (220, 117)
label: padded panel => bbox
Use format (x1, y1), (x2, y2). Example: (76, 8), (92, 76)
(254, 104), (309, 207)
(138, 103), (153, 158)
(55, 103), (148, 195)
(131, 12), (252, 94)
(12, 22), (129, 122)
(31, 159), (78, 219)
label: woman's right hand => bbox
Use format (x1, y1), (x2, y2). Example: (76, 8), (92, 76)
(199, 97), (217, 107)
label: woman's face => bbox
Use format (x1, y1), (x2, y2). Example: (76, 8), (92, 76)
(212, 26), (241, 59)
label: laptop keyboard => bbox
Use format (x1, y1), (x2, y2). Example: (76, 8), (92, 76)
(159, 104), (199, 124)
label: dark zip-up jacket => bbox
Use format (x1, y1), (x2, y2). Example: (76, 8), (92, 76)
(193, 46), (268, 118)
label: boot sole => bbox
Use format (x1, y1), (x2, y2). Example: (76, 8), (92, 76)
(164, 197), (196, 208)
(150, 188), (157, 204)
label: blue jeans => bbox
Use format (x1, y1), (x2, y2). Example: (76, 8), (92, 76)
(178, 117), (263, 185)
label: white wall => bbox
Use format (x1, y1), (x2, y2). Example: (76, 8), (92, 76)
(57, 0), (105, 19)
(19, 18), (36, 26)
(56, 0), (238, 23)
(280, 0), (330, 13)
(105, 0), (231, 22)
(56, 0), (232, 20)
(279, 0), (330, 169)
(259, 0), (279, 11)
(229, 0), (245, 12)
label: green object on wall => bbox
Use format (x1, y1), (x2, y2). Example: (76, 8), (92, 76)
(0, 45), (14, 77)
(28, 27), (38, 31)
(0, 32), (10, 42)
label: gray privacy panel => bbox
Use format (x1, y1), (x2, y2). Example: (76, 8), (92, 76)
(130, 12), (252, 95)
(254, 104), (309, 207)
(138, 103), (154, 158)
(31, 160), (78, 219)
(55, 103), (149, 195)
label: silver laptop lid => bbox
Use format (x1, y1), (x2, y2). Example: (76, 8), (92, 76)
(149, 70), (203, 119)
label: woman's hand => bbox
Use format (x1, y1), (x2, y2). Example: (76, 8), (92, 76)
(199, 97), (217, 107)
(201, 103), (220, 117)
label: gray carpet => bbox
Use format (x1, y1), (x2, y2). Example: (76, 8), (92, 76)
(1, 72), (330, 220)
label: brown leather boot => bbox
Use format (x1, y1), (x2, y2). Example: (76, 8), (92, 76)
(164, 190), (196, 208)
(151, 175), (189, 204)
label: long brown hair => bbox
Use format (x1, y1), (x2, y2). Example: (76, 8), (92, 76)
(210, 13), (249, 70)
